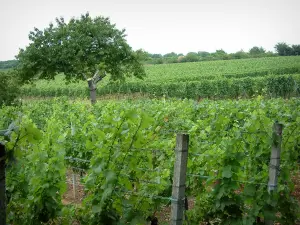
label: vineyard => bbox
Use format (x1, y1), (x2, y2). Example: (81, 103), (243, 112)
(20, 56), (300, 99)
(1, 97), (300, 224)
(1, 5), (300, 224)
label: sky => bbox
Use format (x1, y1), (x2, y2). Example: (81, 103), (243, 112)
(0, 0), (299, 60)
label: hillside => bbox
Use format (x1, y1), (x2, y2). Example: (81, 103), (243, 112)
(20, 56), (300, 99)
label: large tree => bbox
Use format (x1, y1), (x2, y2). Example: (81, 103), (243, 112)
(292, 45), (300, 56)
(17, 13), (145, 104)
(249, 46), (265, 55)
(274, 42), (293, 56)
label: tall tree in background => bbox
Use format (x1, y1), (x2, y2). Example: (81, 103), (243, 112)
(17, 13), (145, 104)
(292, 45), (300, 56)
(249, 46), (266, 55)
(274, 42), (293, 56)
(184, 52), (199, 62)
(212, 49), (228, 60)
(197, 51), (210, 58)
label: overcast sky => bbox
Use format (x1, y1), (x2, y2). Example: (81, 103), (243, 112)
(0, 0), (299, 60)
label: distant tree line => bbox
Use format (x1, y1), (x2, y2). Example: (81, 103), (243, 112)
(142, 42), (300, 64)
(1, 43), (300, 69)
(275, 43), (300, 56)
(0, 60), (18, 70)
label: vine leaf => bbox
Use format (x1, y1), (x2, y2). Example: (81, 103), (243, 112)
(222, 166), (232, 178)
(244, 185), (256, 197)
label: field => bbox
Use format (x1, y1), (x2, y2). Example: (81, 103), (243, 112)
(21, 56), (300, 99)
(1, 56), (300, 224)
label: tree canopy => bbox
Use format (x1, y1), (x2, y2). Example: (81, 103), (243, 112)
(249, 46), (265, 55)
(17, 13), (145, 82)
(275, 42), (293, 56)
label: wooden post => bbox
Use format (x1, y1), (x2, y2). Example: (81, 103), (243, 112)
(0, 143), (6, 225)
(87, 79), (97, 105)
(268, 122), (283, 192)
(170, 134), (189, 225)
(266, 122), (283, 225)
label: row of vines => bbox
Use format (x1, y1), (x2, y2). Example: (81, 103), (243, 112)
(21, 74), (300, 99)
(20, 56), (300, 99)
(1, 97), (300, 224)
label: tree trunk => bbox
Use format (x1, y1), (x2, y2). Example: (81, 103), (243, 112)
(87, 79), (97, 105)
(0, 143), (6, 225)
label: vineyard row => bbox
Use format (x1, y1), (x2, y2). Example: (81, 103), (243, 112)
(0, 97), (299, 224)
(21, 74), (300, 99)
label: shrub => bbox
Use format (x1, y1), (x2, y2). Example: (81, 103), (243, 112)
(0, 71), (20, 106)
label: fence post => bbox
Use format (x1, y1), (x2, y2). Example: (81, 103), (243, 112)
(170, 134), (189, 225)
(266, 122), (283, 225)
(0, 143), (6, 225)
(268, 122), (283, 192)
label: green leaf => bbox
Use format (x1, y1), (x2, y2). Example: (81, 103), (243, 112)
(222, 166), (232, 178)
(105, 170), (116, 183)
(126, 110), (138, 121)
(92, 205), (102, 213)
(94, 165), (102, 174)
(243, 184), (256, 196)
(216, 186), (225, 199)
(86, 139), (94, 150)
(122, 178), (133, 190)
(140, 113), (153, 129)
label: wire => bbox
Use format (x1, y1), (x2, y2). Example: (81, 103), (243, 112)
(186, 173), (268, 186)
(65, 157), (91, 163)
(117, 189), (180, 202)
(119, 173), (172, 186)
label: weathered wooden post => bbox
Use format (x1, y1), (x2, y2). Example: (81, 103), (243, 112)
(170, 134), (189, 225)
(268, 122), (283, 192)
(266, 122), (283, 225)
(0, 143), (6, 225)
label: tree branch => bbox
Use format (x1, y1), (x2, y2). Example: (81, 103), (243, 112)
(92, 70), (99, 80)
(94, 71), (107, 84)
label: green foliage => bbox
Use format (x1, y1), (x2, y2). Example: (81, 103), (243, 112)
(0, 60), (18, 70)
(20, 56), (300, 99)
(163, 52), (178, 58)
(1, 97), (300, 224)
(275, 42), (294, 56)
(5, 117), (66, 224)
(266, 75), (296, 98)
(186, 98), (300, 224)
(145, 45), (278, 64)
(198, 51), (210, 57)
(249, 46), (266, 56)
(0, 71), (20, 106)
(183, 52), (200, 62)
(292, 45), (300, 56)
(17, 12), (145, 82)
(212, 49), (228, 60)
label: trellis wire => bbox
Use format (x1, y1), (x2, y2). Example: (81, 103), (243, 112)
(186, 173), (268, 186)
